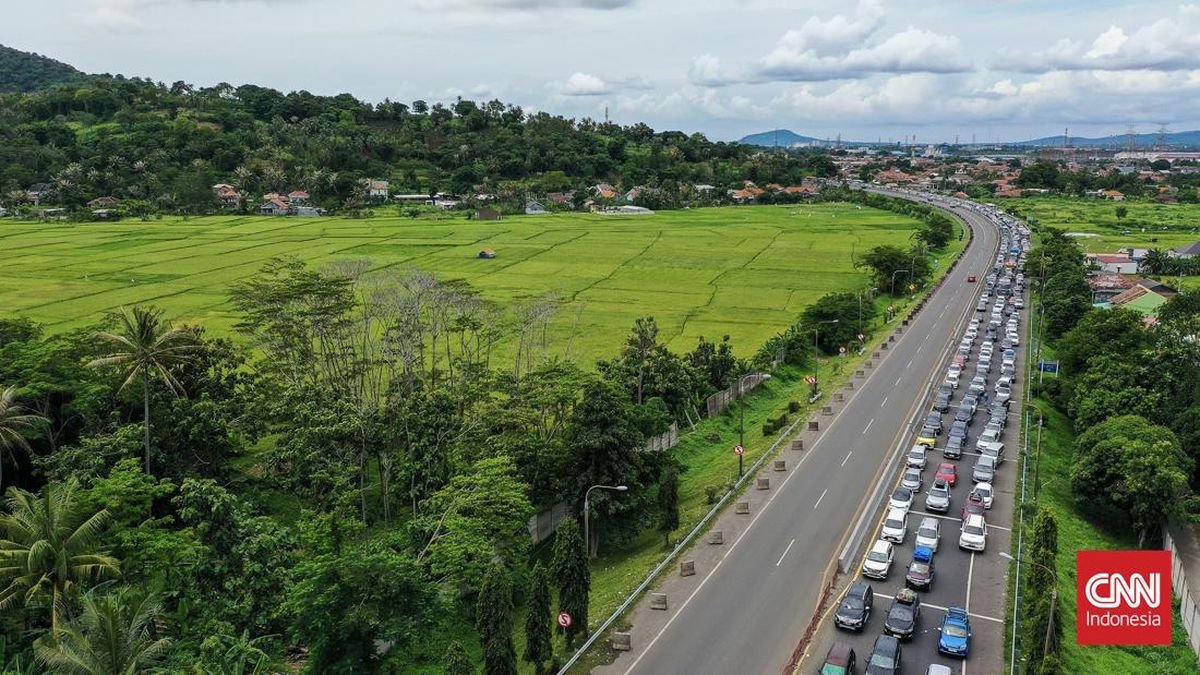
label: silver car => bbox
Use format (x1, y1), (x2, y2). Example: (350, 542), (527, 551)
(915, 516), (941, 552)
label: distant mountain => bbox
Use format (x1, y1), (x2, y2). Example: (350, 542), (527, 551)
(1015, 130), (1200, 149)
(0, 44), (87, 94)
(738, 129), (824, 147)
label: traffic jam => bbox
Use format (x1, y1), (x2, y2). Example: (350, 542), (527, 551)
(816, 200), (1031, 675)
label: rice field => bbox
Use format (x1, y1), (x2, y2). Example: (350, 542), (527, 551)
(1018, 197), (1200, 253)
(0, 204), (936, 362)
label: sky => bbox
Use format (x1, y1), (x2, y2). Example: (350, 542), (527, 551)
(4, 0), (1200, 143)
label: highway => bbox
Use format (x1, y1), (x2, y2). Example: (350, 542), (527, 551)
(616, 195), (1001, 675)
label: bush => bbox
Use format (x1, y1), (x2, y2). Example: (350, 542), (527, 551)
(704, 485), (721, 505)
(788, 401), (800, 413)
(705, 432), (720, 443)
(762, 423), (775, 436)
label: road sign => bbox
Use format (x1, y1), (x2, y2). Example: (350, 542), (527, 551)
(557, 611), (573, 628)
(805, 375), (817, 385)
(887, 305), (895, 312)
(733, 444), (745, 456)
(1038, 361), (1060, 373)
(857, 333), (865, 341)
(838, 346), (847, 355)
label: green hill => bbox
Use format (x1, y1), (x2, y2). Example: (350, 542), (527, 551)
(0, 44), (87, 93)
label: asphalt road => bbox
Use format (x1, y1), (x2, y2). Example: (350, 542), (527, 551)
(621, 196), (1001, 675)
(801, 199), (1029, 675)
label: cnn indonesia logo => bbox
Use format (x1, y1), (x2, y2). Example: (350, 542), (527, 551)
(1076, 550), (1172, 645)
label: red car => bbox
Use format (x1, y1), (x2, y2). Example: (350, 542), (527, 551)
(967, 275), (977, 282)
(935, 462), (958, 487)
(961, 494), (986, 521)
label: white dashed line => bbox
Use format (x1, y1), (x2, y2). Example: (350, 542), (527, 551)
(814, 489), (828, 510)
(895, 376), (902, 387)
(880, 396), (888, 408)
(921, 600), (1003, 624)
(842, 451), (854, 467)
(863, 419), (874, 434)
(906, 359), (913, 369)
(776, 538), (796, 567)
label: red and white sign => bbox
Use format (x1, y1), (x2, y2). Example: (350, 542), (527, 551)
(805, 376), (817, 385)
(1076, 550), (1171, 645)
(857, 333), (865, 341)
(557, 611), (573, 629)
(733, 444), (745, 456)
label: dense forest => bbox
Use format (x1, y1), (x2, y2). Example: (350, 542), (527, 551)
(0, 44), (87, 94)
(0, 71), (836, 215)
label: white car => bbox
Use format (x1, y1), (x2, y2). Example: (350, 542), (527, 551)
(889, 486), (915, 512)
(882, 507), (908, 544)
(915, 516), (941, 552)
(906, 445), (928, 469)
(995, 385), (1012, 405)
(959, 514), (988, 551)
(971, 482), (994, 509)
(863, 539), (895, 579)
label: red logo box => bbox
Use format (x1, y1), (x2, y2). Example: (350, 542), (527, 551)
(1076, 550), (1171, 645)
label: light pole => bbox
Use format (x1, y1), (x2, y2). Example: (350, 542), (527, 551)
(737, 372), (771, 477)
(1001, 551), (1057, 671)
(890, 269), (910, 298)
(812, 319), (839, 391)
(1032, 412), (1045, 502)
(584, 484), (627, 559)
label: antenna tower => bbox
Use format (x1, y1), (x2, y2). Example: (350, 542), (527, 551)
(1125, 125), (1137, 153)
(1155, 124), (1169, 151)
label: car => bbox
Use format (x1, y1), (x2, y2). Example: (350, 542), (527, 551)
(937, 383), (954, 399)
(977, 427), (1001, 446)
(961, 496), (986, 521)
(925, 479), (951, 513)
(924, 412), (943, 434)
(975, 301), (986, 313)
(944, 372), (959, 389)
(971, 482), (994, 509)
(1015, 297), (1025, 309)
(968, 376), (986, 397)
(863, 539), (895, 580)
(906, 445), (928, 467)
(938, 606), (973, 657)
(995, 385), (1012, 405)
(989, 401), (1008, 418)
(927, 664), (954, 675)
(915, 516), (941, 551)
(821, 641), (858, 674)
(959, 514), (988, 551)
(889, 486), (915, 512)
(835, 581), (875, 631)
(1000, 337), (1014, 350)
(995, 376), (1013, 392)
(974, 362), (990, 378)
(934, 462), (958, 487)
(961, 394), (979, 414)
(881, 508), (908, 544)
(972, 454), (996, 483)
(867, 634), (902, 674)
(883, 588), (921, 641)
(943, 435), (964, 459)
(901, 467), (923, 492)
(933, 392), (952, 412)
(918, 427), (939, 446)
(967, 275), (977, 282)
(953, 404), (972, 426)
(905, 546), (936, 590)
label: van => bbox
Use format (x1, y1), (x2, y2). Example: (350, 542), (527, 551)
(978, 441), (1005, 466)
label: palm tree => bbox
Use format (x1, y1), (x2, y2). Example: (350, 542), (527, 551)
(87, 306), (199, 475)
(0, 481), (120, 634)
(35, 587), (171, 674)
(0, 386), (47, 492)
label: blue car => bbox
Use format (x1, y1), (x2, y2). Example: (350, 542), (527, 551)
(937, 606), (972, 657)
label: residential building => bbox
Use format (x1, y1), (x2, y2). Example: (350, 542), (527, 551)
(366, 180), (389, 200)
(260, 194), (290, 216)
(592, 183), (618, 200)
(525, 201), (547, 215)
(287, 190), (310, 204)
(87, 196), (118, 208)
(1089, 253), (1138, 274)
(475, 208), (501, 221)
(212, 184), (241, 207)
(1101, 189), (1125, 201)
(1172, 241), (1200, 259)
(1088, 272), (1137, 303)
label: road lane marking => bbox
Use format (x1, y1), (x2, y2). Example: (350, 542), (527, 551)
(922, 600), (1003, 624)
(881, 396), (888, 408)
(863, 419), (874, 434)
(894, 376), (902, 387)
(776, 538), (796, 567)
(842, 451), (853, 467)
(966, 552), (975, 614)
(908, 510), (1013, 531)
(906, 359), (913, 369)
(814, 489), (828, 510)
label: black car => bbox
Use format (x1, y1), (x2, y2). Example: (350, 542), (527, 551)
(944, 435), (964, 459)
(937, 383), (954, 400)
(934, 392), (952, 412)
(948, 420), (968, 442)
(923, 412), (943, 434)
(883, 589), (920, 640)
(866, 633), (903, 674)
(834, 580), (874, 631)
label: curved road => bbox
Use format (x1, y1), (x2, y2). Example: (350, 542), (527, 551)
(618, 194), (1000, 675)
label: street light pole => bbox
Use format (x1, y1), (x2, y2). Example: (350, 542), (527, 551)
(584, 484), (628, 559)
(890, 268), (910, 298)
(1032, 412), (1045, 502)
(736, 372), (772, 477)
(812, 319), (839, 391)
(857, 286), (878, 334)
(1001, 551), (1058, 671)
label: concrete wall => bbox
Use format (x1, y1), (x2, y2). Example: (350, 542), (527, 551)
(1165, 524), (1200, 656)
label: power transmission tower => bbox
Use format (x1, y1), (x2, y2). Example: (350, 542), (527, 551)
(1155, 124), (1169, 151)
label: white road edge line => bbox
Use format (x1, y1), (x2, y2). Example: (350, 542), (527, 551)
(776, 539), (796, 567)
(814, 489), (828, 510)
(841, 451), (854, 467)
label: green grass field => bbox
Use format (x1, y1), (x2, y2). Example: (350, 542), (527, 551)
(1018, 197), (1200, 254)
(0, 204), (925, 363)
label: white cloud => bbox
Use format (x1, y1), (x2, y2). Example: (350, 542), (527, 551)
(999, 4), (1200, 73)
(75, 0), (146, 32)
(558, 72), (611, 96)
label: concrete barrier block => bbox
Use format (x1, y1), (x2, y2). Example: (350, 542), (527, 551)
(822, 406), (833, 416)
(681, 560), (696, 576)
(735, 501), (750, 514)
(709, 530), (724, 545)
(873, 351), (881, 359)
(774, 459), (786, 472)
(902, 320), (909, 326)
(835, 392), (844, 402)
(650, 593), (668, 610)
(808, 421), (819, 431)
(889, 335), (896, 343)
(791, 439), (804, 451)
(881, 342), (888, 349)
(865, 361), (873, 369)
(612, 632), (632, 651)
(845, 381), (855, 390)
(855, 369), (865, 378)
(756, 476), (770, 490)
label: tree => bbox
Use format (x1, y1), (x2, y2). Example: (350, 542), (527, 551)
(34, 587), (171, 675)
(859, 245), (932, 296)
(413, 456), (532, 592)
(523, 563), (553, 674)
(1041, 269), (1091, 340)
(1115, 205), (1128, 221)
(1072, 415), (1192, 545)
(443, 641), (475, 675)
(1067, 356), (1162, 429)
(657, 465), (680, 546)
(477, 562), (517, 675)
(0, 481), (120, 634)
(622, 317), (659, 405)
(551, 517), (589, 646)
(87, 306), (200, 475)
(1055, 308), (1152, 377)
(0, 385), (46, 491)
(1022, 509), (1060, 672)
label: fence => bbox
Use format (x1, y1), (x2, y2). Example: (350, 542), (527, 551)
(527, 423), (680, 544)
(1165, 524), (1200, 657)
(705, 372), (771, 418)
